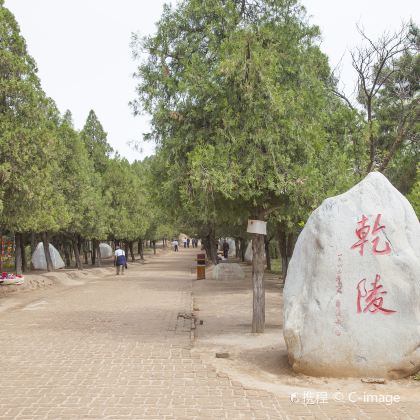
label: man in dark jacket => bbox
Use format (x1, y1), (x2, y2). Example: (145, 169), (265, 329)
(222, 240), (229, 259)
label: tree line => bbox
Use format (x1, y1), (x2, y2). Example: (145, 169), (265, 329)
(131, 0), (419, 332)
(0, 1), (175, 274)
(1, 0), (418, 332)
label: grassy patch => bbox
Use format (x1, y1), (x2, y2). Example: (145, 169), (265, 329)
(269, 258), (281, 273)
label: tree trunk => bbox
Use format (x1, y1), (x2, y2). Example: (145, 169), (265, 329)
(278, 230), (296, 282)
(95, 240), (102, 267)
(73, 237), (82, 270)
(129, 241), (135, 262)
(138, 239), (144, 260)
(152, 240), (156, 255)
(278, 230), (288, 281)
(240, 238), (246, 262)
(15, 233), (23, 275)
(264, 237), (271, 271)
(273, 242), (279, 259)
(77, 235), (82, 255)
(91, 239), (96, 265)
(124, 242), (129, 261)
(64, 242), (71, 267)
(204, 229), (218, 265)
(252, 233), (265, 333)
(42, 232), (54, 272)
(0, 232), (3, 271)
(30, 232), (36, 270)
(235, 238), (240, 258)
(20, 233), (27, 273)
(83, 241), (89, 265)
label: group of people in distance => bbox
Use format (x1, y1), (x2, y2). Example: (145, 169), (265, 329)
(171, 237), (199, 252)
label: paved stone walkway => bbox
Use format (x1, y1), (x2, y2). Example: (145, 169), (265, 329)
(0, 249), (418, 419)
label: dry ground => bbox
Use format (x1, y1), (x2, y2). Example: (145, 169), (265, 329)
(0, 247), (418, 419)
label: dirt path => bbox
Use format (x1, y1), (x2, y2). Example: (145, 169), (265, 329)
(0, 249), (418, 419)
(192, 260), (420, 419)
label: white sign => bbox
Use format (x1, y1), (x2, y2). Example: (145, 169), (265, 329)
(247, 219), (267, 235)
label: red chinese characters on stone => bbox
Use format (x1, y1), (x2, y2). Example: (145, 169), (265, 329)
(356, 274), (396, 315)
(351, 213), (391, 256)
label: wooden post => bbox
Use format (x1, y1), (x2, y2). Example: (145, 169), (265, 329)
(252, 233), (265, 333)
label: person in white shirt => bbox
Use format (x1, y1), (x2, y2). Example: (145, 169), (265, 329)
(172, 240), (179, 252)
(114, 245), (127, 275)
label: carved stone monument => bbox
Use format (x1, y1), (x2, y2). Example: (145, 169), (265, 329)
(283, 172), (420, 378)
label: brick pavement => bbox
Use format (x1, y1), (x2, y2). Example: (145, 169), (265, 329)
(0, 249), (418, 419)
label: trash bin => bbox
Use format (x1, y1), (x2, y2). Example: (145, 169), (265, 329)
(196, 253), (206, 280)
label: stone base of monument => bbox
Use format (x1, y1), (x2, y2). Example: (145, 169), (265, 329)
(211, 263), (245, 281)
(283, 172), (420, 379)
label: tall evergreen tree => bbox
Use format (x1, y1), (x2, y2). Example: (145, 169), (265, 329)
(0, 2), (68, 272)
(80, 110), (113, 174)
(133, 0), (356, 332)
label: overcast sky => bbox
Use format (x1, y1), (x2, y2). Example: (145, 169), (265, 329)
(5, 0), (419, 162)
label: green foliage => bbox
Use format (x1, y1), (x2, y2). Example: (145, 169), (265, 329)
(0, 4), (67, 233)
(132, 0), (357, 239)
(0, 3), (164, 254)
(81, 110), (113, 174)
(376, 50), (420, 192)
(407, 165), (420, 217)
(1, 0), (415, 268)
(103, 158), (150, 240)
(56, 111), (108, 239)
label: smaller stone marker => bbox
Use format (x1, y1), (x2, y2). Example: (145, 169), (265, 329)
(212, 263), (245, 281)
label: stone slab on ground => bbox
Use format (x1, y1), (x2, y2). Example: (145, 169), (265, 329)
(211, 263), (245, 281)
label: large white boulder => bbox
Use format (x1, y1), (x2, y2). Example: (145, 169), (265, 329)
(99, 243), (113, 259)
(212, 263), (245, 281)
(245, 241), (266, 263)
(31, 242), (65, 270)
(226, 238), (236, 257)
(283, 172), (420, 379)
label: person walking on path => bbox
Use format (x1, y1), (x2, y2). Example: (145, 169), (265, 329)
(222, 240), (229, 259)
(183, 238), (187, 248)
(172, 239), (179, 252)
(187, 238), (190, 248)
(114, 245), (127, 275)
